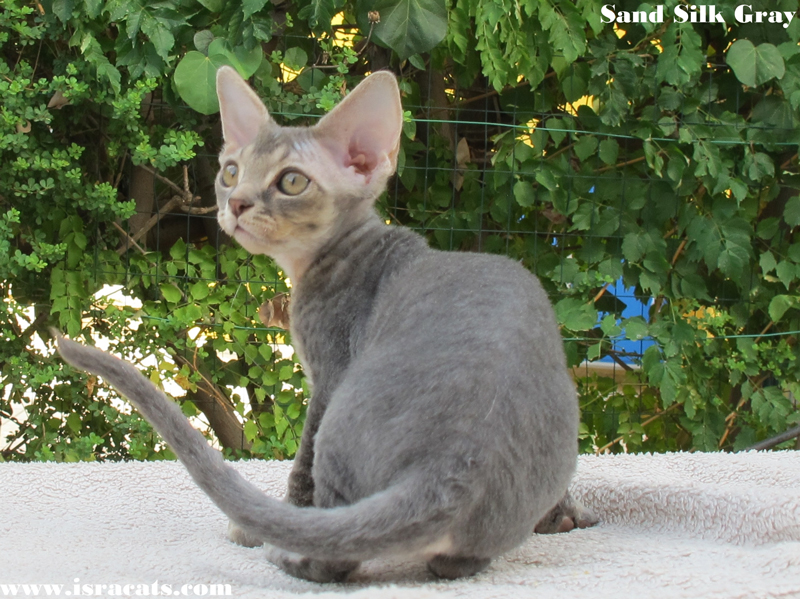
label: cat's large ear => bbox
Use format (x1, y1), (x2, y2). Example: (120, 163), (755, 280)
(314, 71), (403, 183)
(216, 66), (270, 153)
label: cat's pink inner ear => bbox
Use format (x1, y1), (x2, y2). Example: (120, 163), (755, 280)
(315, 72), (403, 178)
(216, 66), (270, 151)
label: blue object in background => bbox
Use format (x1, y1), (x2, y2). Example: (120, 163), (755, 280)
(599, 278), (655, 365)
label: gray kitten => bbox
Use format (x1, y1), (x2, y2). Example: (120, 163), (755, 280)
(55, 66), (593, 583)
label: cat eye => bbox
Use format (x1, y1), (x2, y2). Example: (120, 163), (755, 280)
(221, 163), (239, 187)
(278, 171), (310, 196)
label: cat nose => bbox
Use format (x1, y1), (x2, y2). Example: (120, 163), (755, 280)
(228, 197), (254, 218)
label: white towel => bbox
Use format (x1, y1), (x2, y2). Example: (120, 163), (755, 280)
(1, 452), (798, 598)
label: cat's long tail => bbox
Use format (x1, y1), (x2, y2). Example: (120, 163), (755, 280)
(54, 334), (459, 561)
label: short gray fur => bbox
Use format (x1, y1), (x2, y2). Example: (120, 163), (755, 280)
(55, 67), (591, 583)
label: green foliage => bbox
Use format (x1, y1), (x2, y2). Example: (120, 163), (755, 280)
(175, 38), (264, 114)
(727, 40), (786, 88)
(360, 0), (448, 60)
(2, 0), (800, 463)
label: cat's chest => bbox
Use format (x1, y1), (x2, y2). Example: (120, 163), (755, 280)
(287, 222), (425, 390)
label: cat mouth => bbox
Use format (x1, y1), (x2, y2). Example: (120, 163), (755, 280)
(233, 224), (282, 254)
(234, 224), (261, 243)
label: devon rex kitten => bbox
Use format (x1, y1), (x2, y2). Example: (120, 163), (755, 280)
(55, 66), (594, 583)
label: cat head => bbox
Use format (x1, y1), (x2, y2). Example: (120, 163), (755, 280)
(214, 66), (403, 280)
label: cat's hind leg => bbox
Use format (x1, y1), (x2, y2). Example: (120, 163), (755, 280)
(426, 555), (491, 579)
(264, 545), (359, 583)
(261, 472), (360, 582)
(534, 491), (598, 534)
(228, 521), (264, 548)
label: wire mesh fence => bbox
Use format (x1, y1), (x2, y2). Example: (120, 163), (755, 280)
(74, 34), (796, 460)
(4, 10), (799, 463)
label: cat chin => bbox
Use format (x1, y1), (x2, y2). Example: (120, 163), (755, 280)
(230, 226), (270, 253)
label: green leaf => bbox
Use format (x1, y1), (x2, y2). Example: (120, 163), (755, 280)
(84, 0), (103, 18)
(535, 169), (558, 191)
(72, 231), (87, 250)
(600, 314), (621, 336)
(546, 117), (567, 147)
(561, 72), (586, 102)
(208, 39), (263, 78)
(286, 402), (301, 419)
(407, 54), (426, 70)
(513, 180), (536, 207)
(181, 400), (199, 417)
(258, 412), (275, 429)
(726, 40), (786, 87)
(624, 316), (649, 341)
(776, 260), (796, 288)
(364, 0), (448, 60)
(769, 295), (795, 322)
(587, 342), (602, 361)
(671, 320), (695, 347)
(243, 419), (259, 442)
(243, 0), (269, 19)
(574, 135), (598, 162)
(539, 0), (585, 65)
(760, 251), (777, 274)
(555, 298), (598, 331)
(66, 413), (82, 434)
(656, 23), (703, 86)
(756, 217), (779, 240)
(283, 47), (308, 71)
(658, 88), (682, 111)
(53, 0), (74, 22)
(96, 62), (122, 94)
(298, 0), (342, 30)
(196, 0), (224, 11)
(189, 281), (210, 301)
(598, 138), (619, 165)
(639, 269), (662, 295)
(784, 196), (800, 227)
(169, 238), (187, 260)
(174, 51), (229, 114)
(141, 17), (174, 61)
(258, 343), (273, 361)
(745, 151), (775, 182)
(80, 34), (121, 93)
(194, 30), (215, 54)
(159, 283), (183, 304)
(718, 243), (749, 279)
(276, 414), (289, 437)
(622, 232), (644, 262)
(642, 344), (663, 378)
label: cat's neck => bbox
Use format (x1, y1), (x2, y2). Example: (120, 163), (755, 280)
(288, 210), (427, 377)
(275, 210), (384, 284)
(292, 210), (426, 298)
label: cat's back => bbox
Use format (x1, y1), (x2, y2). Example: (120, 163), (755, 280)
(357, 242), (577, 440)
(319, 243), (578, 532)
(367, 246), (566, 366)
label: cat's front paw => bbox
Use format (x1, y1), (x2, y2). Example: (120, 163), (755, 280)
(534, 492), (599, 534)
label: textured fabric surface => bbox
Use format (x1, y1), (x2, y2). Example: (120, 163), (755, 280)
(1, 452), (798, 598)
